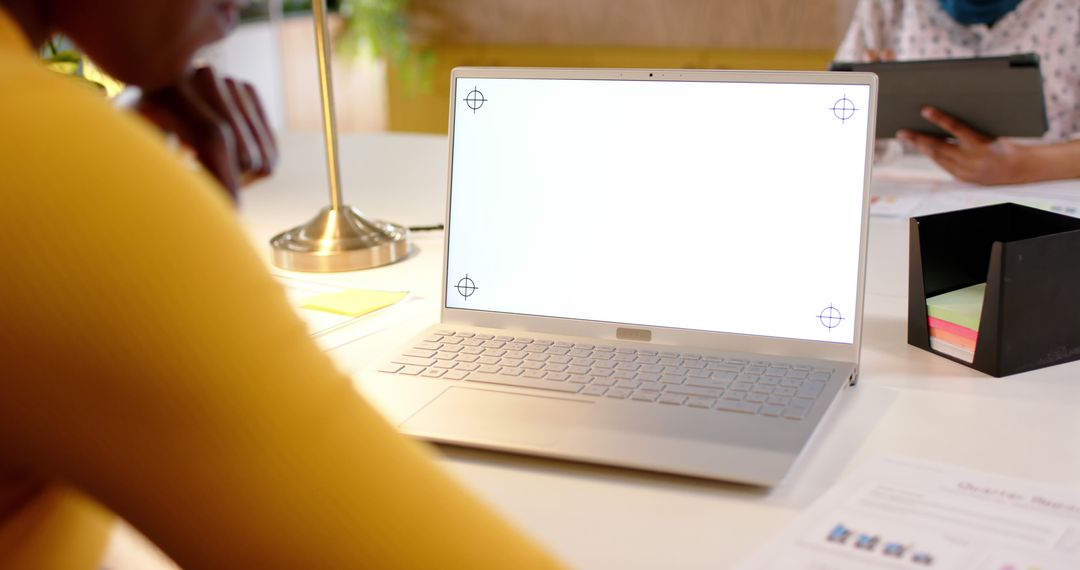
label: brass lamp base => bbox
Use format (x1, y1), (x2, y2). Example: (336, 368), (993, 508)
(270, 206), (410, 272)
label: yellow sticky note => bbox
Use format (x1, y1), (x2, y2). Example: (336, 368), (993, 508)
(300, 289), (407, 317)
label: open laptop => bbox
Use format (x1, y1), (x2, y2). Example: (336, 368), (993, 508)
(361, 67), (878, 486)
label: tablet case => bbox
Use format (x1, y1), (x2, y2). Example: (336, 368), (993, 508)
(831, 54), (1047, 139)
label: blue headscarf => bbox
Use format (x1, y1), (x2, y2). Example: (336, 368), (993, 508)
(938, 0), (1023, 26)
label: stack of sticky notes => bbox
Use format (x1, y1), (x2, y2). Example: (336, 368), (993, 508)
(925, 283), (985, 363)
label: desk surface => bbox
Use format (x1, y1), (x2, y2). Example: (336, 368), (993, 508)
(109, 131), (1080, 569)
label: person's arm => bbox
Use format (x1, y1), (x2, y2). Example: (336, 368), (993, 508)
(898, 106), (1080, 185)
(0, 62), (561, 569)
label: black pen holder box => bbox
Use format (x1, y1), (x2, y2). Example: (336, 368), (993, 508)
(908, 203), (1080, 377)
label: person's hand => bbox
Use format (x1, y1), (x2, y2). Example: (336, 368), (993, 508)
(134, 66), (278, 201)
(897, 107), (1034, 186)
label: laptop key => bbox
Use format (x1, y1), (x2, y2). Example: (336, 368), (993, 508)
(398, 365), (425, 376)
(465, 372), (582, 394)
(760, 404), (784, 417)
(582, 385), (608, 396)
(666, 385), (722, 399)
(658, 394), (687, 406)
(421, 369), (445, 378)
(796, 381), (826, 399)
(393, 355), (436, 367)
(444, 370), (469, 381)
(378, 363), (403, 373)
(686, 396), (717, 408)
(631, 390), (660, 402)
(782, 407), (809, 420)
(686, 377), (728, 390)
(716, 401), (760, 414)
(605, 388), (632, 399)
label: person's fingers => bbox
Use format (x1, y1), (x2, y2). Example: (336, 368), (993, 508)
(226, 80), (276, 178)
(866, 48), (880, 62)
(920, 106), (990, 146)
(898, 129), (964, 163)
(242, 83), (278, 167)
(898, 129), (984, 181)
(189, 67), (263, 176)
(882, 48), (896, 61)
(137, 86), (242, 198)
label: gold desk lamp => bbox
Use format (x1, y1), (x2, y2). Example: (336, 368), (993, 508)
(270, 0), (410, 272)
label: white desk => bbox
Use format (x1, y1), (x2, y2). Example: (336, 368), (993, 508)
(112, 131), (1080, 569)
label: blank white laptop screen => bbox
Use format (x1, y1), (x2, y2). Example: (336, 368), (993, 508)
(446, 76), (871, 344)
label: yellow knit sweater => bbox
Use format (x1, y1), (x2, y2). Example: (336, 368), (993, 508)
(0, 9), (559, 569)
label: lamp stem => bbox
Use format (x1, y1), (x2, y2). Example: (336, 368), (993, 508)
(312, 0), (343, 212)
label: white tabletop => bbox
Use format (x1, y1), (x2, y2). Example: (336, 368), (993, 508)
(212, 131), (1080, 569)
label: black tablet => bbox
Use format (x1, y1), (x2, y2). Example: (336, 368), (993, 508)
(830, 54), (1047, 139)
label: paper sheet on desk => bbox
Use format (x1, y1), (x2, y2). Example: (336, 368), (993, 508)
(737, 456), (1080, 570)
(870, 177), (1080, 219)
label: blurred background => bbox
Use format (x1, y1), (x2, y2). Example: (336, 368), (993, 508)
(203, 0), (859, 134)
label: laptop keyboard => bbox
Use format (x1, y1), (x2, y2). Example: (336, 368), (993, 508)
(378, 330), (836, 420)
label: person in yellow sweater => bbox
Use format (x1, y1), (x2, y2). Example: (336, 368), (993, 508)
(0, 1), (561, 568)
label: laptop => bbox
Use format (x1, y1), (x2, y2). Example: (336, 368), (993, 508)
(360, 67), (878, 486)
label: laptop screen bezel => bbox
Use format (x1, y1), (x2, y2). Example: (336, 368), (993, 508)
(440, 67), (878, 366)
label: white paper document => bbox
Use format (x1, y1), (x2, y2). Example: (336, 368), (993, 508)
(739, 456), (1080, 570)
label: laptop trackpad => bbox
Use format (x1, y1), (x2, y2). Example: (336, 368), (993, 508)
(401, 387), (592, 449)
